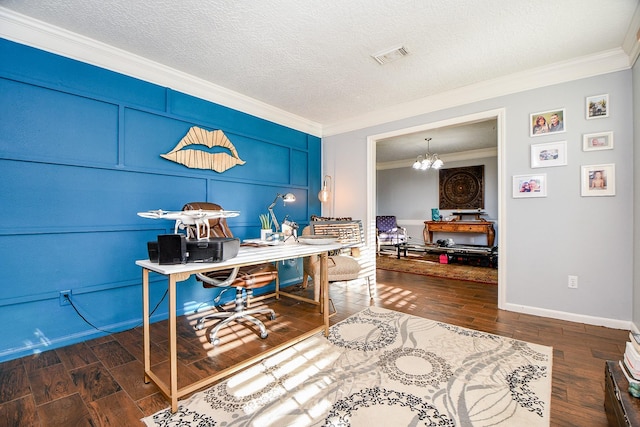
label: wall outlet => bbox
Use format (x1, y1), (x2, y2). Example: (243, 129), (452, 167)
(568, 275), (578, 289)
(59, 290), (71, 306)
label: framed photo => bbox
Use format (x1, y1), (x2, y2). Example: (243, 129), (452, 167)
(586, 94), (609, 119)
(513, 174), (547, 198)
(530, 109), (565, 137)
(581, 164), (615, 197)
(531, 141), (567, 168)
(583, 131), (613, 151)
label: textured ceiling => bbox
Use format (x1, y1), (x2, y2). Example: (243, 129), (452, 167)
(1, 1), (638, 162)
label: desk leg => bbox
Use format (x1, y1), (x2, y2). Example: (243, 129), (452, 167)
(320, 252), (329, 336)
(168, 276), (178, 413)
(142, 269), (151, 384)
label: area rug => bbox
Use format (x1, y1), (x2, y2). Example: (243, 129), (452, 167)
(143, 307), (551, 426)
(376, 252), (498, 285)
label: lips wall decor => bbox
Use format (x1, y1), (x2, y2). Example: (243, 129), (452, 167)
(160, 126), (246, 173)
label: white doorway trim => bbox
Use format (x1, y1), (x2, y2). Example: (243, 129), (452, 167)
(366, 108), (507, 309)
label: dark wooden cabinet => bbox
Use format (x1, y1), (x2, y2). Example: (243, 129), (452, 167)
(605, 360), (640, 426)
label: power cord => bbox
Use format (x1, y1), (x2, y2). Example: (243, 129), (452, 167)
(63, 290), (168, 335)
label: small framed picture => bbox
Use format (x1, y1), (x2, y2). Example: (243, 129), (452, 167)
(583, 131), (613, 151)
(531, 141), (567, 168)
(581, 164), (615, 197)
(586, 94), (609, 119)
(530, 109), (565, 137)
(513, 174), (547, 198)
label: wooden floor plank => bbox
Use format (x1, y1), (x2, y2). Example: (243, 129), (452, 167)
(0, 267), (629, 426)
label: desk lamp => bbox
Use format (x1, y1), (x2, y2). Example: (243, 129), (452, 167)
(268, 193), (296, 232)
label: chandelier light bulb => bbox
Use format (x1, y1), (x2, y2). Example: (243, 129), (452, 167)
(412, 156), (423, 169)
(432, 157), (443, 169)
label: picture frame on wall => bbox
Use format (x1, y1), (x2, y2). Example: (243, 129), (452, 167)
(512, 174), (547, 198)
(438, 166), (485, 210)
(581, 163), (615, 196)
(586, 94), (609, 119)
(582, 131), (613, 151)
(530, 109), (565, 137)
(530, 141), (567, 168)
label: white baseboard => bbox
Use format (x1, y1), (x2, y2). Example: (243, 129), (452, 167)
(503, 302), (632, 331)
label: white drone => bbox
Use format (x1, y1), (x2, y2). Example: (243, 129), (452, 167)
(137, 209), (240, 240)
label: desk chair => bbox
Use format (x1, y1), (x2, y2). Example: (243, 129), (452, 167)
(301, 219), (371, 310)
(182, 202), (278, 345)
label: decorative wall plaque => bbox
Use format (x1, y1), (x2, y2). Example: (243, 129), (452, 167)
(439, 165), (484, 210)
(161, 127), (246, 173)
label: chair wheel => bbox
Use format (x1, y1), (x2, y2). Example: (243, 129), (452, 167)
(211, 337), (220, 346)
(269, 314), (276, 321)
(194, 323), (204, 331)
(260, 332), (268, 339)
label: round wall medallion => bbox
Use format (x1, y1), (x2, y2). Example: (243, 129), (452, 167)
(439, 166), (484, 210)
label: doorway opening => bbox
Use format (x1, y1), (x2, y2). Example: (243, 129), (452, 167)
(366, 108), (506, 308)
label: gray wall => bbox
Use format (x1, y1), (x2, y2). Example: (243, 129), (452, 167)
(376, 156), (498, 245)
(324, 69), (634, 327)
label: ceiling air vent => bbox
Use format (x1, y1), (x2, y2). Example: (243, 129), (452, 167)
(371, 45), (409, 65)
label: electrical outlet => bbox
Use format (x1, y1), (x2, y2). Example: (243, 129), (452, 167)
(59, 290), (71, 306)
(568, 275), (578, 289)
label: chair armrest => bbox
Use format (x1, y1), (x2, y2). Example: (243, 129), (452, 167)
(196, 267), (240, 287)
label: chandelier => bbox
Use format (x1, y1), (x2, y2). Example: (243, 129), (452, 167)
(412, 137), (444, 170)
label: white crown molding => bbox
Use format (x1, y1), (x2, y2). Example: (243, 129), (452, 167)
(377, 147), (497, 170)
(622, 2), (640, 66)
(0, 8), (323, 137)
(324, 48), (631, 137)
(0, 7), (634, 140)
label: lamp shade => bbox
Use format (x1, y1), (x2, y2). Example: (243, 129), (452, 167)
(318, 188), (330, 203)
(318, 175), (332, 203)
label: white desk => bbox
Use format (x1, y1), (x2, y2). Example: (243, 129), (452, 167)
(136, 242), (341, 412)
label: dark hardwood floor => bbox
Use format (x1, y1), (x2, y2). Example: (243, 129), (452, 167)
(0, 268), (629, 426)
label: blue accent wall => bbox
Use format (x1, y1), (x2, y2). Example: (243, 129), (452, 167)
(0, 39), (322, 362)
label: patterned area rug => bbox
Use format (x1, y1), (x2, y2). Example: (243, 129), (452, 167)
(143, 307), (551, 426)
(376, 252), (498, 285)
